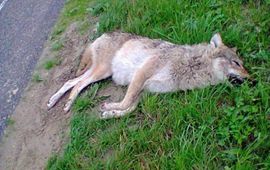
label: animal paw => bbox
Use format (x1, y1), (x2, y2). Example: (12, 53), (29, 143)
(47, 94), (60, 108)
(100, 110), (115, 119)
(63, 100), (72, 112)
(100, 110), (125, 119)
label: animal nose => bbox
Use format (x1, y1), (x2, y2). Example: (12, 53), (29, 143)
(241, 68), (258, 86)
(240, 67), (250, 78)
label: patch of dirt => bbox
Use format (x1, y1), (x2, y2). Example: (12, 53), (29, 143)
(0, 22), (92, 170)
(98, 83), (126, 103)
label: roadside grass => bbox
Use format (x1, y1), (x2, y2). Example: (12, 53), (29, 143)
(47, 0), (270, 169)
(43, 59), (61, 70)
(51, 41), (63, 51)
(6, 117), (15, 126)
(32, 73), (43, 82)
(45, 0), (94, 75)
(49, 0), (94, 41)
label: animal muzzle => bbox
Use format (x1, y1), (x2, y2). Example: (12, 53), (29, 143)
(228, 67), (249, 84)
(228, 74), (246, 85)
(228, 68), (257, 86)
(239, 67), (250, 79)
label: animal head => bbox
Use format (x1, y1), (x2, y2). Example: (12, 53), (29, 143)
(210, 33), (249, 84)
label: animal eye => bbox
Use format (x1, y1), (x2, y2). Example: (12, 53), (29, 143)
(232, 60), (240, 67)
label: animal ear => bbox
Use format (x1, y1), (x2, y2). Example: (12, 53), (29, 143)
(210, 33), (223, 48)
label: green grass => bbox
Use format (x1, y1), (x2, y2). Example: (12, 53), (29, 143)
(32, 73), (43, 82)
(6, 117), (15, 126)
(51, 41), (63, 51)
(47, 0), (270, 169)
(49, 0), (95, 41)
(43, 59), (61, 70)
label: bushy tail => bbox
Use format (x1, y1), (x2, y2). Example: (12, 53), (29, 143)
(76, 45), (92, 76)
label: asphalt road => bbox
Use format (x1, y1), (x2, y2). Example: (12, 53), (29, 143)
(0, 0), (65, 136)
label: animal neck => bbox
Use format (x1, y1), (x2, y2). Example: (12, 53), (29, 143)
(173, 46), (224, 90)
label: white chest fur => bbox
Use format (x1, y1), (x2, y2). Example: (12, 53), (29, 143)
(111, 41), (151, 85)
(111, 40), (177, 93)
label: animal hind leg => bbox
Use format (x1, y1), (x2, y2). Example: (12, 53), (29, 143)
(63, 66), (112, 112)
(47, 68), (93, 109)
(76, 45), (93, 76)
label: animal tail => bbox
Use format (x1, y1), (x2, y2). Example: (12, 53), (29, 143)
(76, 45), (93, 76)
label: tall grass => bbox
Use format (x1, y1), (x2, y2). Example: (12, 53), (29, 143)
(47, 0), (270, 169)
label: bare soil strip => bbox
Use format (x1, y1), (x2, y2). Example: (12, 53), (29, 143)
(0, 23), (88, 170)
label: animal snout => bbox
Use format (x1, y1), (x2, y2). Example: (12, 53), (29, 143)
(228, 74), (245, 85)
(239, 67), (250, 78)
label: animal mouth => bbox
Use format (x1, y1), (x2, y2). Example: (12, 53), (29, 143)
(228, 74), (246, 85)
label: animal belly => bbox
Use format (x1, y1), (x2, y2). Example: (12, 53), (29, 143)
(111, 58), (136, 85)
(111, 50), (150, 85)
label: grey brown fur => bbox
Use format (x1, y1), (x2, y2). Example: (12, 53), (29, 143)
(48, 32), (249, 119)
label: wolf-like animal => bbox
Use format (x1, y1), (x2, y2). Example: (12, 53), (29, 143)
(47, 32), (249, 119)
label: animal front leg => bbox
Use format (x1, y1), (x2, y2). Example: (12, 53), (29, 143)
(100, 69), (146, 113)
(100, 57), (160, 118)
(100, 100), (139, 119)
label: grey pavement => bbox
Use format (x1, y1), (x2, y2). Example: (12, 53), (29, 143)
(0, 0), (65, 136)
